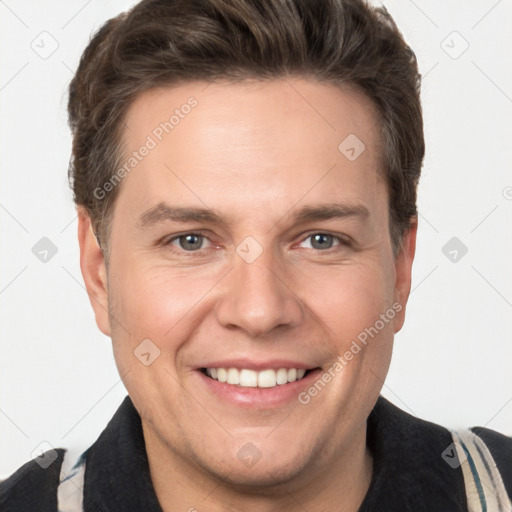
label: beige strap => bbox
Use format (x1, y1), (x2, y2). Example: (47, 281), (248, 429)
(451, 429), (511, 512)
(57, 449), (86, 512)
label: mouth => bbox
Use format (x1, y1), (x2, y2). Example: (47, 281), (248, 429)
(195, 359), (324, 408)
(200, 367), (315, 388)
(197, 365), (323, 408)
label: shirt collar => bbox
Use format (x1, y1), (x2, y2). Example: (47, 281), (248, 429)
(83, 395), (466, 511)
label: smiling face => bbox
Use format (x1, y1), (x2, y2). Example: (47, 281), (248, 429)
(78, 78), (416, 499)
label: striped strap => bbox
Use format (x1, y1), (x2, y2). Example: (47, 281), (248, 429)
(57, 449), (87, 512)
(451, 429), (512, 512)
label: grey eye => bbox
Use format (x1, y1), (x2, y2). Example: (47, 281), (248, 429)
(177, 234), (204, 251)
(309, 233), (335, 250)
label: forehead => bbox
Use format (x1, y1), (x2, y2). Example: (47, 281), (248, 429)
(116, 78), (385, 222)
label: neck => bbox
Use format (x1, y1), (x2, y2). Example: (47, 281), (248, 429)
(143, 421), (373, 512)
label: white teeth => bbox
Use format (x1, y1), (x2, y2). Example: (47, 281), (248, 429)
(217, 368), (227, 383)
(276, 368), (288, 385)
(204, 367), (309, 388)
(258, 369), (276, 388)
(227, 368), (239, 385)
(239, 369), (258, 387)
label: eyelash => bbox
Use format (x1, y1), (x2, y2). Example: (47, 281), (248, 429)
(162, 231), (352, 256)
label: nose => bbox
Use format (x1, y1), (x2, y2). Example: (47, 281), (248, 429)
(214, 248), (304, 338)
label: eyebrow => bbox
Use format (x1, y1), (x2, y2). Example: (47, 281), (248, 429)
(138, 201), (369, 229)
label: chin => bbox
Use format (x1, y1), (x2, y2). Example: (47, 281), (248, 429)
(207, 456), (308, 492)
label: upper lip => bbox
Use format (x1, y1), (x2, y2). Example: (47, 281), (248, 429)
(196, 359), (318, 371)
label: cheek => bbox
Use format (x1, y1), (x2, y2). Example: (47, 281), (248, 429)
(297, 261), (395, 340)
(106, 265), (215, 408)
(108, 261), (220, 350)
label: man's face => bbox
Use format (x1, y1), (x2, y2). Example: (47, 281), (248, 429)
(80, 79), (415, 486)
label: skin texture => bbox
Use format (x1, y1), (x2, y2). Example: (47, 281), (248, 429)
(78, 78), (417, 511)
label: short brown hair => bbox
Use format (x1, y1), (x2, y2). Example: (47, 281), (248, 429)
(68, 0), (424, 259)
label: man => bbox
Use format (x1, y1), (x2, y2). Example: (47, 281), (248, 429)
(1, 0), (510, 510)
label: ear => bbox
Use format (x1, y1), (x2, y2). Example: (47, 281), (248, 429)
(392, 216), (417, 333)
(77, 207), (111, 337)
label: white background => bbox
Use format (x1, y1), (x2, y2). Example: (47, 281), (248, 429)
(1, 0), (511, 478)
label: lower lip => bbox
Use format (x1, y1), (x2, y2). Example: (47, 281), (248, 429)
(196, 368), (323, 408)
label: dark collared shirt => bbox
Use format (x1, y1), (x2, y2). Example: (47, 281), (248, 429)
(1, 395), (511, 511)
